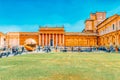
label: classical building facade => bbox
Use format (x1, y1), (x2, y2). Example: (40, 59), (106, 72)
(0, 12), (120, 48)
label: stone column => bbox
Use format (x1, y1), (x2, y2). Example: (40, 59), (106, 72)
(116, 33), (119, 45)
(39, 34), (40, 46)
(59, 34), (61, 46)
(56, 34), (57, 46)
(49, 34), (50, 46)
(63, 34), (64, 46)
(53, 34), (54, 47)
(58, 34), (60, 46)
(46, 33), (47, 46)
(42, 33), (44, 46)
(40, 34), (41, 46)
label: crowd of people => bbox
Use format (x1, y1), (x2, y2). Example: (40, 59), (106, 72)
(0, 46), (25, 58)
(0, 45), (52, 58)
(0, 45), (119, 58)
(60, 46), (120, 53)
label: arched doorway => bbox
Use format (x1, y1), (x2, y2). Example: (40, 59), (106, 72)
(112, 35), (115, 45)
(24, 38), (37, 51)
(102, 38), (104, 46)
(119, 34), (120, 45)
(50, 39), (53, 46)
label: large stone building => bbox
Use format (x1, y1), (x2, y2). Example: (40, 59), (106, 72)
(0, 12), (120, 48)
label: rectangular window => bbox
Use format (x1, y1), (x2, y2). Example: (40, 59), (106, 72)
(113, 24), (115, 30)
(119, 21), (120, 28)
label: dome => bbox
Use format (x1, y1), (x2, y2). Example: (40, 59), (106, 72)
(25, 38), (36, 44)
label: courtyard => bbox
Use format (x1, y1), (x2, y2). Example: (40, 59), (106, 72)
(0, 52), (120, 80)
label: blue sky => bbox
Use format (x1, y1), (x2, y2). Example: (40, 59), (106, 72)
(0, 0), (120, 33)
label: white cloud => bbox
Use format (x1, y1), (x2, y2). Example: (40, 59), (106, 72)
(64, 20), (85, 32)
(107, 6), (120, 17)
(3, 7), (120, 33)
(0, 25), (39, 33)
(42, 20), (85, 32)
(0, 25), (22, 33)
(0, 20), (85, 33)
(26, 24), (39, 31)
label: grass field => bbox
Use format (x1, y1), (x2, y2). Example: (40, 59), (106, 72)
(0, 52), (120, 80)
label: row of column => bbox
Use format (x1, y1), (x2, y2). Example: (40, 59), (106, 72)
(39, 33), (64, 47)
(100, 34), (120, 46)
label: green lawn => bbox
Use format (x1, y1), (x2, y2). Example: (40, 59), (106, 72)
(0, 52), (120, 80)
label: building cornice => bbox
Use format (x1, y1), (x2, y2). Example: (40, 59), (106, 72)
(97, 14), (119, 29)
